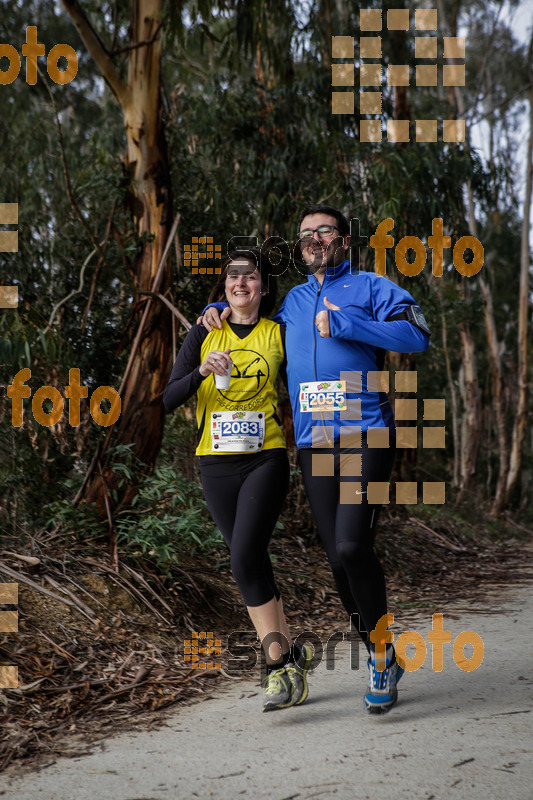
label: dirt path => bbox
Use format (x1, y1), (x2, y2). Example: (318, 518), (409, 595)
(2, 577), (533, 800)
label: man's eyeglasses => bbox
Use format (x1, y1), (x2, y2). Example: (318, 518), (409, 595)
(298, 225), (340, 241)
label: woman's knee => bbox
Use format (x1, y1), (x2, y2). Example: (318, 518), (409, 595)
(230, 553), (268, 599)
(232, 567), (276, 607)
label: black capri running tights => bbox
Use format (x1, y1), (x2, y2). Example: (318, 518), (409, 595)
(199, 448), (290, 607)
(298, 438), (396, 646)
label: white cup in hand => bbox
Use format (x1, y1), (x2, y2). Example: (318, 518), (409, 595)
(215, 360), (232, 390)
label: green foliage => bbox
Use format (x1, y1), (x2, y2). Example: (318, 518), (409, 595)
(108, 441), (223, 571)
(115, 464), (223, 573)
(39, 441), (223, 570)
(43, 477), (106, 540)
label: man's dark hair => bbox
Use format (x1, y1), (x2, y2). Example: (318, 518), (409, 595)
(207, 249), (277, 317)
(297, 204), (350, 237)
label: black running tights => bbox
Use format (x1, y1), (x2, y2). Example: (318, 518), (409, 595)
(199, 449), (290, 607)
(298, 441), (396, 648)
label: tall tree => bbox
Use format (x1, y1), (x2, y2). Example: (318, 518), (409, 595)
(505, 32), (533, 506)
(61, 0), (173, 512)
(60, 0), (302, 514)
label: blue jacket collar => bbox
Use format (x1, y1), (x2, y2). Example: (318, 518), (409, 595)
(306, 259), (352, 286)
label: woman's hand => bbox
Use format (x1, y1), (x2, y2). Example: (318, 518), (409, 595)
(199, 348), (232, 378)
(315, 297), (341, 338)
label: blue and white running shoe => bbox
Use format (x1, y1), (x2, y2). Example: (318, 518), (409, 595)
(363, 650), (404, 714)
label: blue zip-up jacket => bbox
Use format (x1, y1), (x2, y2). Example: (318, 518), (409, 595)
(205, 260), (430, 448)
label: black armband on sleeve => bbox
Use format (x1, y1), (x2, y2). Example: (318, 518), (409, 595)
(387, 305), (431, 336)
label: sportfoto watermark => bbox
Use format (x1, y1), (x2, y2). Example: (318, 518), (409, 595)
(189, 217), (484, 278)
(187, 613), (484, 674)
(6, 368), (121, 427)
(0, 26), (78, 85)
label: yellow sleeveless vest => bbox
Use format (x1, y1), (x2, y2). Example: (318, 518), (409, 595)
(196, 318), (286, 455)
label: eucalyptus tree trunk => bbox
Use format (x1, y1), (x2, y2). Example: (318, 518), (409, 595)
(440, 308), (460, 487)
(475, 81), (508, 514)
(505, 78), (533, 505)
(465, 179), (508, 514)
(480, 272), (509, 514)
(457, 322), (481, 500)
(62, 0), (172, 512)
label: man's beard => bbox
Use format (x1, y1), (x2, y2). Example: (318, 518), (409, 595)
(305, 237), (347, 273)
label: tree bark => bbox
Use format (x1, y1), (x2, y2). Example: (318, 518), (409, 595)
(440, 307), (460, 487)
(62, 0), (173, 512)
(457, 322), (482, 500)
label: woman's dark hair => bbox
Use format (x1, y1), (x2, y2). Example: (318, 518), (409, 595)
(297, 204), (350, 237)
(207, 249), (277, 317)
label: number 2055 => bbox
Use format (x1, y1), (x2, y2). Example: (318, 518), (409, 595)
(308, 391), (344, 407)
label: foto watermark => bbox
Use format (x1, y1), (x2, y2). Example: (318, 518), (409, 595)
(0, 26), (78, 85)
(370, 218), (483, 277)
(6, 368), (121, 428)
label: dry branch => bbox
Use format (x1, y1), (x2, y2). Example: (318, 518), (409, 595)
(80, 557), (172, 625)
(0, 562), (97, 622)
(43, 575), (97, 619)
(61, 0), (128, 105)
(406, 517), (468, 553)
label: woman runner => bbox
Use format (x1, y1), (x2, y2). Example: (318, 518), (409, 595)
(164, 250), (312, 712)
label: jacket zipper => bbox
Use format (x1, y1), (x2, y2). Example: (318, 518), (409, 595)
(311, 272), (334, 448)
(312, 276), (321, 383)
